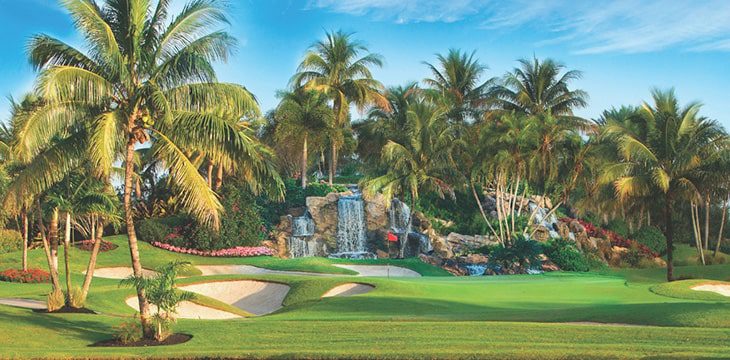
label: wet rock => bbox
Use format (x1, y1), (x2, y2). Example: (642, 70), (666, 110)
(532, 225), (551, 242)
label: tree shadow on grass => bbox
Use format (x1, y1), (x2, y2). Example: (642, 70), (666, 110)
(0, 306), (112, 343)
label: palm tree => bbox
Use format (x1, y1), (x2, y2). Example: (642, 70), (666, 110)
(355, 82), (421, 169)
(15, 0), (277, 338)
(491, 57), (588, 118)
(602, 88), (728, 281)
(275, 89), (334, 188)
(363, 99), (457, 212)
(422, 49), (495, 123)
(293, 30), (388, 185)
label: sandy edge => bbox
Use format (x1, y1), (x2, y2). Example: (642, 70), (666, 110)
(691, 283), (730, 297)
(322, 283), (375, 298)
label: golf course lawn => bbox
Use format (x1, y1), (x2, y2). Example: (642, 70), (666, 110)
(1, 236), (729, 359)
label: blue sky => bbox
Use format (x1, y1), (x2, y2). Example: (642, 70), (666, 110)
(0, 0), (728, 128)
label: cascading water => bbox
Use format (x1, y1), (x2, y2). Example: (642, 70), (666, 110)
(288, 214), (316, 257)
(335, 193), (368, 253)
(390, 198), (411, 235)
(528, 202), (560, 239)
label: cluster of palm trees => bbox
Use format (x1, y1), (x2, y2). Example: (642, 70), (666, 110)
(1, 0), (280, 339)
(266, 33), (729, 282)
(1, 0), (728, 340)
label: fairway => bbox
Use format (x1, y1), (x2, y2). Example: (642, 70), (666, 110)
(1, 236), (729, 359)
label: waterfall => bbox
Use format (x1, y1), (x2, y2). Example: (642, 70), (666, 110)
(288, 214), (316, 257)
(528, 202), (560, 239)
(335, 194), (367, 253)
(390, 198), (411, 235)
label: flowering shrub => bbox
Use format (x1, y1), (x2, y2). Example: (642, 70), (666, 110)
(151, 242), (274, 257)
(0, 268), (51, 283)
(74, 240), (118, 252)
(571, 218), (657, 257)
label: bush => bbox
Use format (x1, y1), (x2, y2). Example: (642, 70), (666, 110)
(632, 226), (667, 254)
(137, 219), (170, 243)
(0, 268), (50, 283)
(0, 229), (22, 254)
(542, 238), (589, 272)
(68, 286), (84, 309)
(113, 317), (142, 344)
(606, 219), (630, 238)
(75, 240), (118, 252)
(489, 236), (543, 270)
(47, 289), (65, 312)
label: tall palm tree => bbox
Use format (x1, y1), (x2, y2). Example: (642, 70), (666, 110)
(363, 99), (457, 209)
(12, 0), (277, 338)
(293, 30), (388, 185)
(355, 82), (421, 168)
(422, 49), (495, 123)
(602, 88), (728, 281)
(491, 57), (588, 118)
(274, 89), (334, 188)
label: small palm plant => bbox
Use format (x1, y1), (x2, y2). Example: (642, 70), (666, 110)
(121, 261), (194, 342)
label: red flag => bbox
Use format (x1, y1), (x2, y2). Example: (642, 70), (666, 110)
(387, 232), (398, 242)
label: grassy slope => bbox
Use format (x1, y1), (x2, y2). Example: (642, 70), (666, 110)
(1, 237), (730, 358)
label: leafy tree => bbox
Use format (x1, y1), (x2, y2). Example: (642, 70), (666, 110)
(121, 261), (195, 342)
(274, 89), (334, 188)
(602, 88), (729, 281)
(15, 0), (280, 338)
(422, 49), (495, 124)
(491, 57), (588, 118)
(293, 30), (388, 184)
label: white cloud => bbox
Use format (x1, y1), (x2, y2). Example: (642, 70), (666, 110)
(308, 0), (730, 53)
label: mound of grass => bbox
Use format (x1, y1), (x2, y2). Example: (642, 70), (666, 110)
(651, 280), (730, 302)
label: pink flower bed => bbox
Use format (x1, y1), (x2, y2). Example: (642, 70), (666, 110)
(151, 241), (275, 257)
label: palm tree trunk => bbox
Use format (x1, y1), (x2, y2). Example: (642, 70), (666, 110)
(715, 192), (728, 257)
(329, 142), (336, 186)
(704, 193), (710, 251)
(206, 161), (214, 188)
(471, 181), (500, 242)
(49, 207), (59, 274)
(664, 194), (674, 282)
(301, 134), (308, 189)
(80, 218), (103, 304)
(124, 139), (153, 339)
(35, 200), (60, 290)
(63, 212), (73, 306)
(214, 164), (223, 191)
(21, 208), (28, 272)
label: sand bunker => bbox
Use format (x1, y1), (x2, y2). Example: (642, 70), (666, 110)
(333, 264), (421, 277)
(92, 267), (157, 279)
(0, 298), (46, 310)
(125, 297), (240, 320)
(691, 284), (730, 297)
(178, 280), (290, 316)
(322, 283), (375, 298)
(197, 265), (333, 277)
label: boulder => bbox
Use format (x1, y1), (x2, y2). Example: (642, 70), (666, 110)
(609, 246), (628, 266)
(376, 249), (390, 259)
(465, 253), (488, 264)
(557, 221), (571, 240)
(431, 234), (453, 259)
(306, 195), (339, 240)
(445, 232), (499, 255)
(418, 254), (443, 267)
(364, 193), (388, 232)
(532, 225), (551, 242)
(568, 220), (586, 234)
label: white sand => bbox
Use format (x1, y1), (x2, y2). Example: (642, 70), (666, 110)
(322, 283), (375, 298)
(125, 297), (240, 320)
(0, 298), (46, 310)
(178, 280), (290, 316)
(691, 284), (730, 297)
(197, 265), (334, 277)
(333, 264), (421, 277)
(91, 267), (157, 279)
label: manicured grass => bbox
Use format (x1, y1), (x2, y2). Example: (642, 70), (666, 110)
(651, 279), (730, 302)
(1, 237), (730, 358)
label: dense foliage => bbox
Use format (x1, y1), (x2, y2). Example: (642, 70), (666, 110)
(632, 226), (667, 255)
(542, 238), (590, 272)
(0, 268), (50, 283)
(0, 229), (22, 254)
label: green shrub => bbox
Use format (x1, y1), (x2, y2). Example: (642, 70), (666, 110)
(542, 238), (589, 272)
(0, 229), (22, 254)
(113, 317), (142, 344)
(136, 219), (170, 243)
(489, 236), (543, 270)
(606, 219), (630, 237)
(632, 226), (667, 254)
(622, 245), (645, 267)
